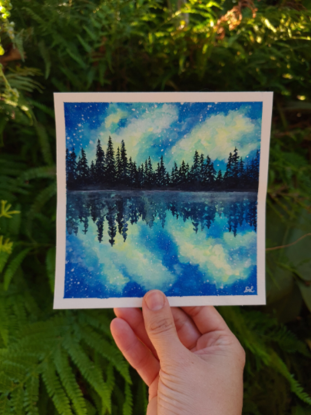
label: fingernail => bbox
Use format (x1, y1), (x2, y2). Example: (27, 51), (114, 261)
(145, 290), (165, 311)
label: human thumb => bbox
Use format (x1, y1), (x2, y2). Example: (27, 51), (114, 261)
(142, 290), (183, 362)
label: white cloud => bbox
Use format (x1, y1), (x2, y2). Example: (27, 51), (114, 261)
(168, 109), (260, 166)
(78, 218), (176, 293)
(167, 214), (256, 286)
(84, 103), (178, 166)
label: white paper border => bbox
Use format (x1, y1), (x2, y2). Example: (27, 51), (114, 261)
(54, 92), (273, 309)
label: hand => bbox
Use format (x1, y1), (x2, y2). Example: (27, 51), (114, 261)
(111, 290), (245, 415)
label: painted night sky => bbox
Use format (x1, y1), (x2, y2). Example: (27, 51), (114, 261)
(64, 102), (262, 172)
(63, 101), (262, 299)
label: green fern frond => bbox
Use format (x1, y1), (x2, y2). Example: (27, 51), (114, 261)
(26, 183), (56, 236)
(63, 339), (111, 413)
(8, 203), (22, 235)
(54, 347), (87, 415)
(41, 359), (73, 415)
(220, 307), (311, 406)
(134, 379), (148, 415)
(18, 166), (56, 182)
(0, 301), (9, 346)
(85, 400), (97, 415)
(272, 353), (311, 405)
(3, 248), (31, 290)
(77, 325), (131, 383)
(78, 311), (112, 336)
(268, 326), (311, 357)
(0, 394), (10, 413)
(123, 382), (133, 415)
(38, 41), (51, 79)
(0, 251), (11, 273)
(23, 7), (46, 27)
(34, 123), (54, 166)
(0, 370), (12, 394)
(24, 373), (40, 415)
(10, 386), (25, 415)
(46, 247), (55, 293)
(106, 363), (115, 396)
(27, 98), (54, 118)
(0, 176), (30, 196)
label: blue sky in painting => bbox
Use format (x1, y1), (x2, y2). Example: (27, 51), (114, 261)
(64, 102), (262, 172)
(64, 197), (257, 299)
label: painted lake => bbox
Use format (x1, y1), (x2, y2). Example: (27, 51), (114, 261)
(65, 191), (258, 298)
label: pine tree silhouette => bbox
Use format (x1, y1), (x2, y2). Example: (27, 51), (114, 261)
(95, 140), (105, 184)
(179, 160), (187, 184)
(76, 148), (89, 185)
(216, 170), (223, 187)
(96, 218), (104, 243)
(115, 147), (122, 183)
(171, 162), (179, 185)
(120, 140), (128, 184)
(90, 160), (96, 184)
(106, 136), (116, 184)
(199, 153), (205, 184)
(66, 148), (77, 189)
(107, 204), (117, 246)
(231, 147), (240, 187)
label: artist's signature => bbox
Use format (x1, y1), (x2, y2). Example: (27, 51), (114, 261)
(244, 286), (255, 293)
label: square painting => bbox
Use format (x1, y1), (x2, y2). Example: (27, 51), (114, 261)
(54, 92), (273, 308)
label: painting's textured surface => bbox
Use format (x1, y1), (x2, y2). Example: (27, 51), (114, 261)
(64, 102), (262, 298)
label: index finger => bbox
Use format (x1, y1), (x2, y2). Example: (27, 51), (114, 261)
(181, 306), (230, 335)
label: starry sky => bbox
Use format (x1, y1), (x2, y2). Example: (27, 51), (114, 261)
(64, 101), (263, 172)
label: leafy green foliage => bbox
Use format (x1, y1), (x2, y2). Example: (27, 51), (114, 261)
(0, 0), (310, 413)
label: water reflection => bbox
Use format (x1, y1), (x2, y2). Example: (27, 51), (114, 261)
(66, 191), (257, 246)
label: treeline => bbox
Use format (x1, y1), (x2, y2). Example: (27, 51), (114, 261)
(66, 136), (260, 191)
(67, 193), (257, 246)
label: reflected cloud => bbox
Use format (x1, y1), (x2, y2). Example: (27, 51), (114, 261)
(65, 191), (258, 298)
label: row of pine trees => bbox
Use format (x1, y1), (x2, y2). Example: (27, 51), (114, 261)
(66, 136), (260, 191)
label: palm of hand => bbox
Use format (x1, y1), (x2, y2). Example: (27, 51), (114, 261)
(111, 299), (245, 415)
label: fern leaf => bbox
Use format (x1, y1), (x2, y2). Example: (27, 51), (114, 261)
(34, 123), (54, 166)
(0, 395), (10, 414)
(0, 301), (8, 346)
(41, 359), (73, 415)
(106, 363), (115, 396)
(54, 347), (87, 415)
(272, 354), (311, 405)
(0, 370), (12, 393)
(123, 382), (133, 415)
(85, 400), (97, 415)
(63, 339), (111, 413)
(78, 312), (111, 336)
(24, 373), (39, 415)
(46, 247), (56, 293)
(27, 98), (54, 118)
(22, 7), (46, 26)
(8, 203), (21, 235)
(10, 386), (24, 415)
(77, 325), (131, 383)
(0, 251), (11, 274)
(3, 248), (31, 290)
(38, 41), (51, 79)
(18, 166), (56, 182)
(26, 183), (56, 236)
(134, 378), (148, 415)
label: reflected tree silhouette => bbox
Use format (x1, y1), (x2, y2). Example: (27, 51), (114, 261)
(66, 191), (257, 246)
